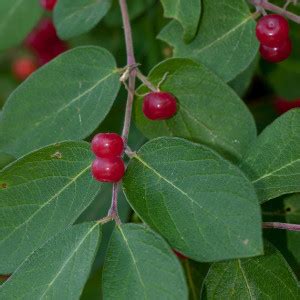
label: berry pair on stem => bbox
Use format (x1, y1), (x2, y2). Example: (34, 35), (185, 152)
(256, 14), (292, 63)
(91, 133), (125, 183)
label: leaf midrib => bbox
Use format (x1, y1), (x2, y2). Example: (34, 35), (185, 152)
(193, 16), (253, 55)
(39, 223), (98, 298)
(118, 226), (148, 299)
(0, 164), (91, 246)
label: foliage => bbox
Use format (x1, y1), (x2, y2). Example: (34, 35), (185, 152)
(0, 0), (299, 299)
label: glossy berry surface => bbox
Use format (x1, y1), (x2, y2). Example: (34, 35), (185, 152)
(92, 157), (125, 183)
(143, 92), (177, 120)
(91, 133), (124, 158)
(256, 14), (289, 47)
(260, 38), (292, 62)
(12, 57), (37, 81)
(40, 0), (57, 11)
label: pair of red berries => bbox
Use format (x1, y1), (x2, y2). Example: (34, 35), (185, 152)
(40, 0), (57, 11)
(25, 19), (68, 66)
(256, 14), (292, 63)
(91, 133), (125, 183)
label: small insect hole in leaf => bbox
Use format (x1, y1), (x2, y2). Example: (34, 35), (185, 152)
(51, 151), (63, 159)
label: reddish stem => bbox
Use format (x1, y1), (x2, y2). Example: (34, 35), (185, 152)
(107, 0), (137, 223)
(249, 0), (300, 23)
(263, 222), (300, 231)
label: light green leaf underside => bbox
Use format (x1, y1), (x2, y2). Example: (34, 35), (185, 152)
(103, 223), (188, 300)
(0, 222), (101, 300)
(158, 0), (258, 82)
(160, 0), (201, 43)
(0, 141), (101, 273)
(241, 109), (300, 203)
(134, 58), (256, 161)
(54, 0), (112, 40)
(0, 46), (120, 158)
(203, 242), (300, 299)
(123, 137), (263, 262)
(0, 0), (42, 50)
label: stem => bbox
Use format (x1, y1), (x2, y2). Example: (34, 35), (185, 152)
(136, 69), (157, 92)
(119, 0), (136, 141)
(249, 0), (300, 23)
(107, 0), (137, 223)
(263, 222), (300, 231)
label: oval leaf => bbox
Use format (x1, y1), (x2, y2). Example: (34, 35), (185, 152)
(158, 0), (258, 82)
(0, 222), (101, 299)
(54, 0), (112, 40)
(203, 242), (300, 299)
(160, 0), (201, 43)
(0, 0), (42, 50)
(123, 137), (263, 262)
(0, 141), (101, 273)
(0, 46), (120, 158)
(103, 223), (188, 300)
(134, 59), (256, 161)
(241, 109), (300, 203)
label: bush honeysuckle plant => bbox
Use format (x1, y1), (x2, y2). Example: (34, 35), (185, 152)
(0, 0), (300, 299)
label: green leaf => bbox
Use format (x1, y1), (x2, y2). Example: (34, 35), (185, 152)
(123, 137), (263, 262)
(202, 242), (300, 299)
(160, 0), (201, 43)
(0, 46), (120, 158)
(0, 141), (101, 273)
(229, 55), (258, 97)
(0, 222), (101, 300)
(102, 223), (188, 300)
(241, 109), (300, 203)
(134, 59), (256, 161)
(158, 0), (258, 82)
(54, 0), (112, 40)
(0, 152), (14, 170)
(284, 194), (300, 265)
(0, 0), (42, 51)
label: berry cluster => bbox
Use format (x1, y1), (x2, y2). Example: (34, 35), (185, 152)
(91, 133), (125, 183)
(256, 14), (292, 63)
(11, 0), (65, 81)
(142, 91), (177, 120)
(25, 19), (68, 66)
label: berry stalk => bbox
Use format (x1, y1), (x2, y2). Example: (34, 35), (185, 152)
(249, 0), (300, 23)
(263, 222), (300, 231)
(106, 0), (137, 222)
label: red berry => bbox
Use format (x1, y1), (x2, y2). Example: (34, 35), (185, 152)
(92, 157), (125, 183)
(91, 133), (124, 158)
(260, 38), (292, 63)
(40, 0), (57, 11)
(12, 57), (37, 81)
(274, 97), (300, 115)
(256, 14), (289, 47)
(143, 92), (177, 120)
(173, 250), (187, 260)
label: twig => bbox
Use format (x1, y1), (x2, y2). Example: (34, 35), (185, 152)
(249, 0), (300, 23)
(136, 69), (157, 92)
(263, 222), (300, 231)
(107, 0), (137, 223)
